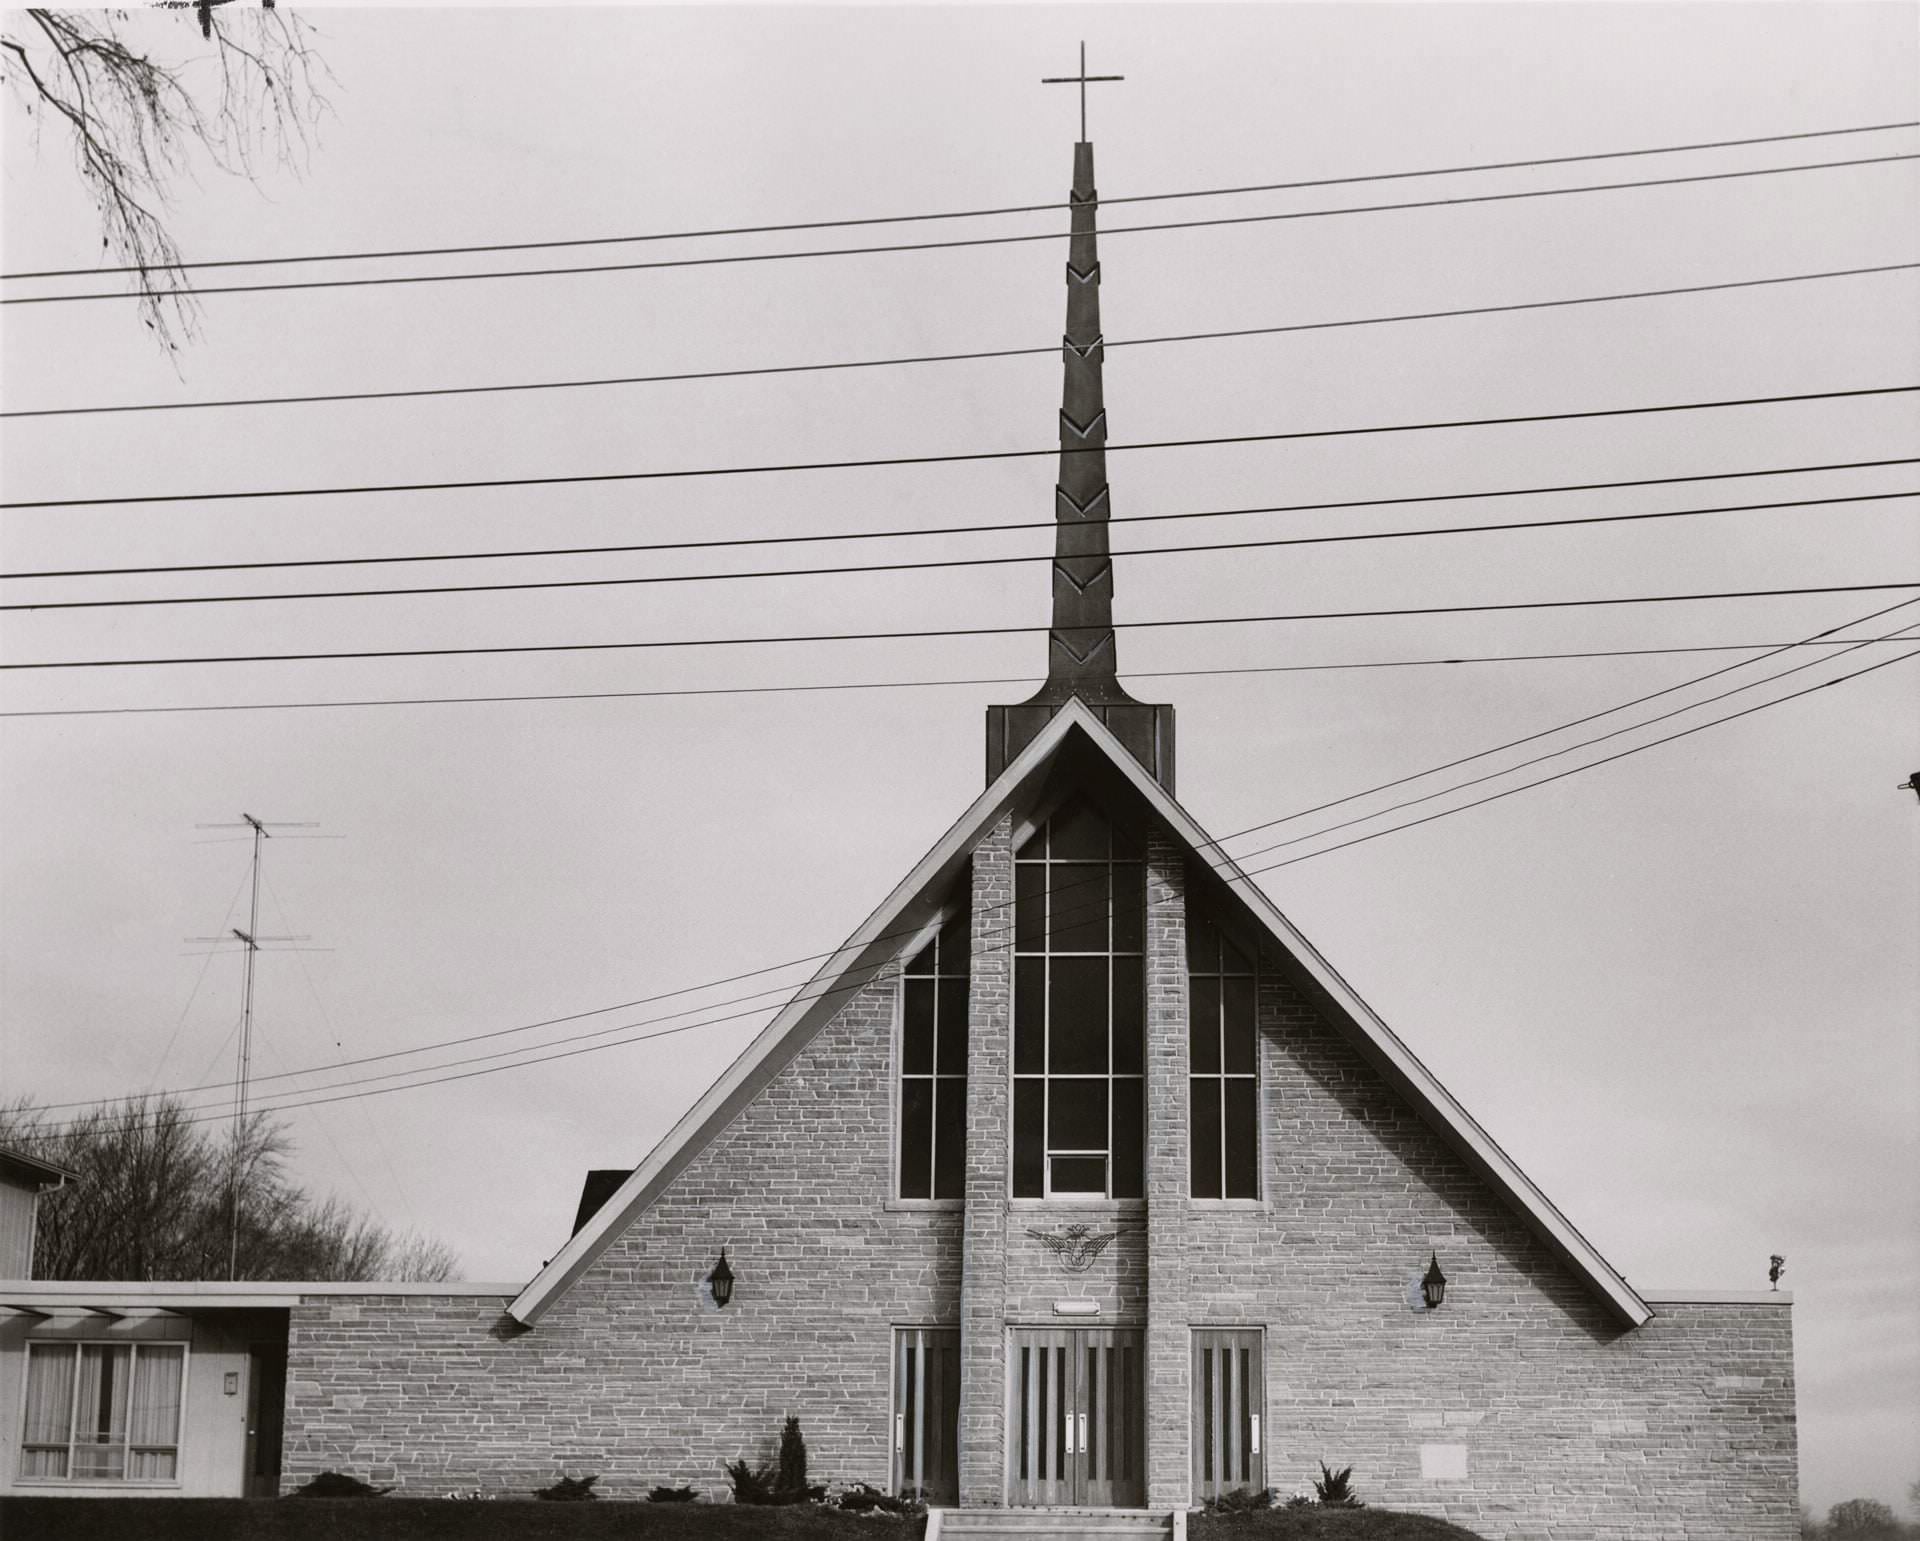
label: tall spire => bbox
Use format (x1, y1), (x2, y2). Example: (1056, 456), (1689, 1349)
(986, 64), (1175, 790)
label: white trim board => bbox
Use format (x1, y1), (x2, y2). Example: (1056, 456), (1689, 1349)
(508, 701), (1652, 1329)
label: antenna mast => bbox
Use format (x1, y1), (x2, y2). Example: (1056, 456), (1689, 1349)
(192, 812), (315, 1278)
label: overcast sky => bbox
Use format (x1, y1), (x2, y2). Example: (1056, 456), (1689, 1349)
(2, 1), (1916, 1518)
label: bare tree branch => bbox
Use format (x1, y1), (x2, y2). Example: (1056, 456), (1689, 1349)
(2, 6), (331, 348)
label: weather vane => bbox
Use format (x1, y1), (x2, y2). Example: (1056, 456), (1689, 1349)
(1043, 42), (1124, 142)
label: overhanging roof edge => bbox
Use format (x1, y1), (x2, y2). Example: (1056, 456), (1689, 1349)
(506, 705), (1092, 1326)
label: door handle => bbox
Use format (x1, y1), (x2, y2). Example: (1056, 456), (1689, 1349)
(1250, 1414), (1261, 1455)
(1063, 1414), (1075, 1455)
(1078, 1412), (1088, 1455)
(895, 1414), (903, 1453)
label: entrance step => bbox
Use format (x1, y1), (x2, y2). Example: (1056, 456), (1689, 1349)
(935, 1510), (1174, 1541)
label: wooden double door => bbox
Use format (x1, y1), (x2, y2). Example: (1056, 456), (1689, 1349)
(1007, 1327), (1145, 1507)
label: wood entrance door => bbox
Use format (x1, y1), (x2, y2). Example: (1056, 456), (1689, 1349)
(1007, 1327), (1144, 1507)
(1191, 1329), (1264, 1503)
(243, 1342), (287, 1498)
(893, 1328), (960, 1504)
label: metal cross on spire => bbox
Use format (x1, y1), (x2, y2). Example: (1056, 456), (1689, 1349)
(1042, 42), (1123, 142)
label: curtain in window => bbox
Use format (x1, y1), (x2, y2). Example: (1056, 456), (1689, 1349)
(20, 1343), (76, 1478)
(71, 1343), (131, 1480)
(127, 1345), (185, 1479)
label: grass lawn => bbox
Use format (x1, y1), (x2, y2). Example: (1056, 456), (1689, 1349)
(0, 1496), (925, 1541)
(1191, 1509), (1490, 1540)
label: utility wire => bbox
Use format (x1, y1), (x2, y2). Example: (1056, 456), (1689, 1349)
(31, 634), (1920, 1137)
(7, 155), (1915, 306)
(6, 583), (1913, 673)
(1235, 614), (1920, 863)
(1203, 595), (1920, 849)
(8, 490), (1911, 613)
(8, 119), (1911, 281)
(10, 458), (1911, 581)
(8, 383), (1912, 510)
(1245, 645), (1920, 875)
(8, 262), (1914, 420)
(29, 602), (1911, 1124)
(2, 640), (1911, 721)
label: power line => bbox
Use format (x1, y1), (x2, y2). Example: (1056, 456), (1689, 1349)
(1242, 646), (1920, 876)
(7, 583), (1915, 674)
(9, 154), (1914, 307)
(27, 635), (1919, 1137)
(1205, 595), (1920, 849)
(8, 383), (1913, 510)
(8, 262), (1914, 420)
(8, 489), (1914, 614)
(1235, 615), (1920, 864)
(8, 119), (1910, 281)
(2, 639), (1912, 721)
(10, 458), (1911, 581)
(25, 600), (1910, 1123)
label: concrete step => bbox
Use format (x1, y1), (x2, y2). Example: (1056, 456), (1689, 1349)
(934, 1509), (1174, 1541)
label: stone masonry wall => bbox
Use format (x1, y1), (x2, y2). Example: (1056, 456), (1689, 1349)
(284, 956), (964, 1499)
(1162, 923), (1799, 1540)
(279, 805), (1797, 1538)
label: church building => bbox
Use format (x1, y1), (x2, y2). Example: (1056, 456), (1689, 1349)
(0, 128), (1797, 1540)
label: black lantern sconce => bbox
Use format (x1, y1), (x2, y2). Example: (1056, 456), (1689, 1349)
(707, 1249), (735, 1309)
(1420, 1252), (1448, 1311)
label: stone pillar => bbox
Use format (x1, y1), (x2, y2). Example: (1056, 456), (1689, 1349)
(1144, 830), (1192, 1510)
(958, 814), (1014, 1507)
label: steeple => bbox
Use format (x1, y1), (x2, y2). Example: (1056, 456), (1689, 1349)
(986, 85), (1175, 790)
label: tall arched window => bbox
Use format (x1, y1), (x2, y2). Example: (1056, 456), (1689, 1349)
(1012, 797), (1145, 1199)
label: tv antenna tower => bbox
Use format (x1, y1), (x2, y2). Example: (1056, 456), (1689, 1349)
(190, 812), (316, 1278)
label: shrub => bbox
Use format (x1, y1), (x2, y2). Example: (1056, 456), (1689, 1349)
(775, 1415), (827, 1503)
(1315, 1461), (1362, 1507)
(287, 1470), (391, 1497)
(839, 1481), (925, 1515)
(533, 1474), (600, 1501)
(1204, 1486), (1276, 1512)
(726, 1457), (776, 1505)
(648, 1484), (699, 1502)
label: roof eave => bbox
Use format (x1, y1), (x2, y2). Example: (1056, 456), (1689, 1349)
(506, 704), (1095, 1327)
(508, 700), (1650, 1331)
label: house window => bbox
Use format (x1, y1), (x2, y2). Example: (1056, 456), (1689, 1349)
(20, 1340), (186, 1482)
(1189, 901), (1259, 1200)
(899, 909), (970, 1200)
(1012, 797), (1145, 1199)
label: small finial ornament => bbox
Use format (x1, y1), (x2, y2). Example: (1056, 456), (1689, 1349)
(1768, 1254), (1785, 1290)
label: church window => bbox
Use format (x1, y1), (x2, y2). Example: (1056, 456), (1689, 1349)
(899, 908), (969, 1200)
(1012, 798), (1145, 1199)
(1189, 901), (1259, 1200)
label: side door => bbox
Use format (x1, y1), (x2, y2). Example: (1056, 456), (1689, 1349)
(893, 1327), (960, 1504)
(1191, 1328), (1264, 1503)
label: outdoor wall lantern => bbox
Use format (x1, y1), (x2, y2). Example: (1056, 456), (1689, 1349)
(1420, 1253), (1448, 1311)
(707, 1249), (735, 1309)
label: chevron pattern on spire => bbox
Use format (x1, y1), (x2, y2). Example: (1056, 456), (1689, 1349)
(985, 138), (1175, 791)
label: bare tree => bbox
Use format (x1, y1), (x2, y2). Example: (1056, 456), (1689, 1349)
(1827, 1498), (1900, 1536)
(2, 5), (328, 346)
(0, 1096), (459, 1283)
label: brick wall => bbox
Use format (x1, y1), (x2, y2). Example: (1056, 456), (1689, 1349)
(280, 810), (1796, 1538)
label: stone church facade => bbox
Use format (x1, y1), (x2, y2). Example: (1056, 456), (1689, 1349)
(2, 131), (1797, 1538)
(279, 135), (1797, 1536)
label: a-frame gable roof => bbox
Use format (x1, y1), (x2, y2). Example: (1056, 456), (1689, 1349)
(509, 700), (1651, 1328)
